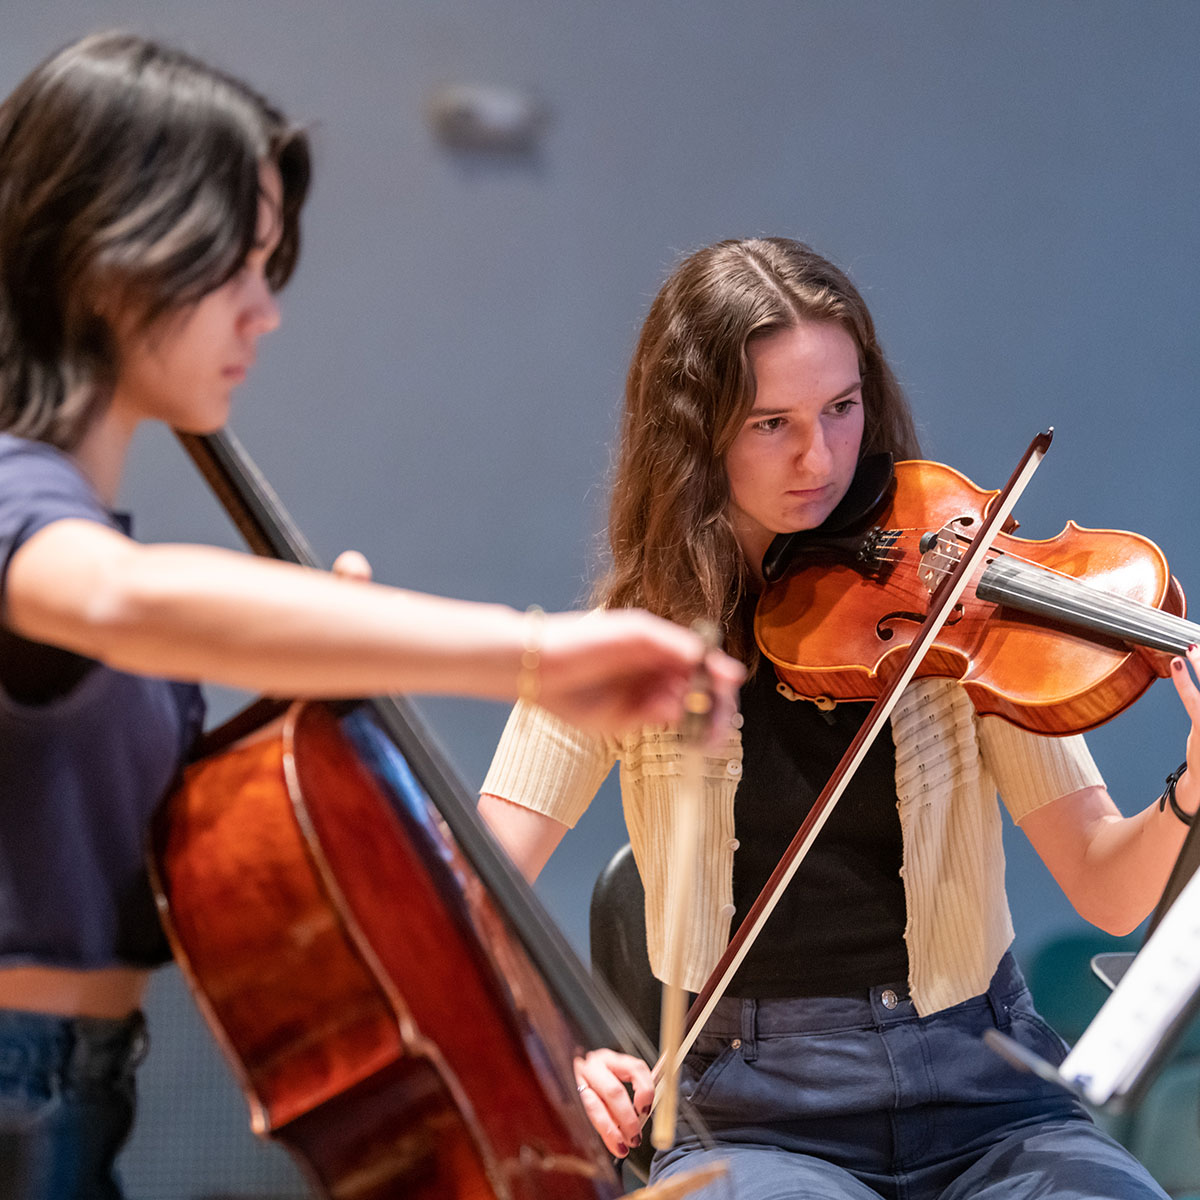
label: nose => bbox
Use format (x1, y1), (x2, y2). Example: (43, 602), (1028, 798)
(794, 421), (833, 474)
(242, 274), (281, 337)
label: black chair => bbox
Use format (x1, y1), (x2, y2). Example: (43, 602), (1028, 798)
(589, 842), (660, 1183)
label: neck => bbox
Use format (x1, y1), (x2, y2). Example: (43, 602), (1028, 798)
(731, 523), (773, 590)
(71, 408), (137, 506)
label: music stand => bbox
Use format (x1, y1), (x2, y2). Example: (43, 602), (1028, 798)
(987, 803), (1200, 1112)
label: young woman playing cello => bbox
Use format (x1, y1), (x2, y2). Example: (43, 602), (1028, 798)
(0, 33), (742, 1199)
(480, 236), (1200, 1199)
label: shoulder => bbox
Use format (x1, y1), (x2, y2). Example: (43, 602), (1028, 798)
(0, 435), (115, 594)
(0, 434), (99, 503)
(0, 434), (109, 519)
(0, 432), (63, 469)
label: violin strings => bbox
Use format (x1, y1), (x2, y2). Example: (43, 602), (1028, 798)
(984, 559), (1200, 654)
(853, 527), (1200, 654)
(880, 528), (1145, 611)
(924, 547), (1200, 654)
(912, 531), (1159, 597)
(867, 529), (1095, 583)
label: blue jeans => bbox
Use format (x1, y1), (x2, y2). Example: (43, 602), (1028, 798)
(0, 1008), (146, 1200)
(652, 954), (1166, 1199)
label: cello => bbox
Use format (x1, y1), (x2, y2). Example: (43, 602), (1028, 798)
(148, 429), (724, 1200)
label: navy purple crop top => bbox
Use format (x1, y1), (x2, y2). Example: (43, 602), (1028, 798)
(0, 434), (204, 969)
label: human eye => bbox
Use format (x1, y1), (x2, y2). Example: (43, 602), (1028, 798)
(751, 415), (785, 434)
(828, 395), (861, 417)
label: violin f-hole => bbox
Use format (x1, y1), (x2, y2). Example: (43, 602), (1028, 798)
(879, 606), (965, 640)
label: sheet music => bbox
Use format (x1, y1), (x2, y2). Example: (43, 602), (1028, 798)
(1058, 863), (1200, 1106)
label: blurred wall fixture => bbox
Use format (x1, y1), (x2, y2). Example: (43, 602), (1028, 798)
(426, 83), (549, 153)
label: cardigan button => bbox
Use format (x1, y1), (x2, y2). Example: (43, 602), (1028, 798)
(726, 760), (742, 778)
(727, 838), (740, 852)
(730, 712), (745, 729)
(719, 903), (737, 920)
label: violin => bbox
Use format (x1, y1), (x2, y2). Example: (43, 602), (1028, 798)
(755, 454), (1200, 737)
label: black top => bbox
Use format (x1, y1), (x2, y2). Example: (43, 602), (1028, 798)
(728, 662), (908, 997)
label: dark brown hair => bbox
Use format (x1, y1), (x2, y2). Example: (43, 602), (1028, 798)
(596, 237), (921, 663)
(0, 32), (311, 448)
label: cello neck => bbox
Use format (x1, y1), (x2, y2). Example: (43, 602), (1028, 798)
(975, 553), (1200, 657)
(179, 430), (320, 566)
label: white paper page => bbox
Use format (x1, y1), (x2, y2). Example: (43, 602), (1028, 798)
(1059, 865), (1200, 1106)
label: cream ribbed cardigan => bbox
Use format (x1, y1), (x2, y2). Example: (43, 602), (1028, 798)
(481, 677), (1102, 1016)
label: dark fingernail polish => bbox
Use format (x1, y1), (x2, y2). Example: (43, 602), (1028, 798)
(631, 1134), (642, 1148)
(639, 1104), (651, 1116)
(617, 1142), (629, 1157)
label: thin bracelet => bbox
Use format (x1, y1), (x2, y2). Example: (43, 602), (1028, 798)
(1158, 761), (1192, 827)
(517, 605), (545, 703)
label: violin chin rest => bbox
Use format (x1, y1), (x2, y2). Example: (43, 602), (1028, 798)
(761, 453), (895, 583)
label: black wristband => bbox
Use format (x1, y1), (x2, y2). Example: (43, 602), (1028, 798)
(1158, 761), (1193, 827)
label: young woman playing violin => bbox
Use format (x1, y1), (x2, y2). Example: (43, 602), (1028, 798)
(0, 33), (742, 1200)
(479, 236), (1200, 1199)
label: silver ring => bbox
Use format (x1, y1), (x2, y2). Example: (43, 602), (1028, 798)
(577, 1082), (590, 1093)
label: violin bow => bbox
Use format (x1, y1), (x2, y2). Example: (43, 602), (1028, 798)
(653, 428), (1054, 1097)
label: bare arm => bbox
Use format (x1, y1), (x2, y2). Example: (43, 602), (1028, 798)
(477, 793), (568, 881)
(4, 518), (743, 733)
(1020, 783), (1194, 934)
(1020, 650), (1200, 934)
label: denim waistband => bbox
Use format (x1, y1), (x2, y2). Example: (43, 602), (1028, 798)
(701, 952), (1027, 1037)
(0, 1007), (147, 1085)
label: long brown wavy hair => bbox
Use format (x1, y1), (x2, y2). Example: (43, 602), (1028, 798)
(594, 237), (921, 665)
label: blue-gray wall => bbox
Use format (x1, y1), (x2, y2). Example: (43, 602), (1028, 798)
(5, 3), (1199, 1195)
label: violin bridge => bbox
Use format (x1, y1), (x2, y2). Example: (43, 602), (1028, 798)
(918, 524), (964, 595)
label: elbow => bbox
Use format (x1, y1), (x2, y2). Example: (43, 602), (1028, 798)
(74, 554), (166, 660)
(1088, 912), (1143, 938)
(1073, 896), (1148, 938)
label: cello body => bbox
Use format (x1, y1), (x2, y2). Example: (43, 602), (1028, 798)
(150, 700), (618, 1200)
